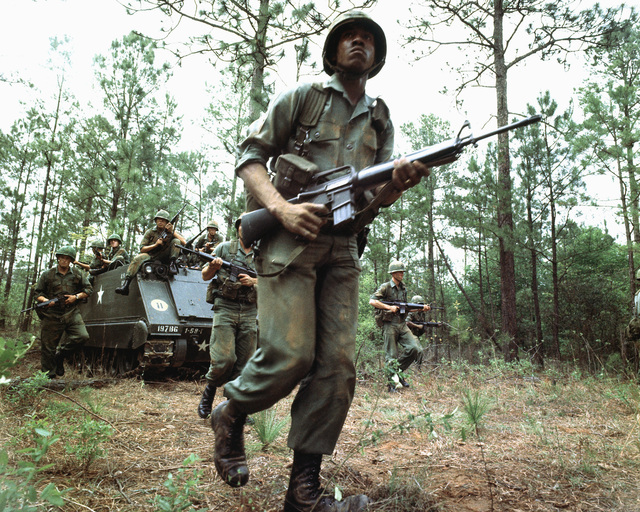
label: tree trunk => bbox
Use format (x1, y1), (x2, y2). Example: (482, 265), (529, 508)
(493, 0), (518, 360)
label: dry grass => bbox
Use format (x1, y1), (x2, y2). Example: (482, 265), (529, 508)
(1, 351), (639, 512)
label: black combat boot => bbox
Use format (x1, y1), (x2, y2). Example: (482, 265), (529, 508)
(284, 452), (371, 512)
(399, 377), (410, 388)
(54, 351), (66, 377)
(211, 400), (249, 487)
(169, 259), (178, 275)
(197, 383), (216, 419)
(115, 276), (133, 295)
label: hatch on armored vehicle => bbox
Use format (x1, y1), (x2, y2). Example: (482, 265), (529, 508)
(78, 261), (213, 376)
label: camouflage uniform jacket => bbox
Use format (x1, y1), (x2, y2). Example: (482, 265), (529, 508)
(34, 266), (93, 319)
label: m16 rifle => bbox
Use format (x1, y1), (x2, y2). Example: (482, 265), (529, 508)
(21, 296), (66, 314)
(379, 300), (433, 315)
(240, 115), (542, 246)
(184, 226), (207, 249)
(177, 245), (257, 282)
(159, 204), (187, 240)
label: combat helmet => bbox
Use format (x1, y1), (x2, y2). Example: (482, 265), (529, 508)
(55, 246), (77, 260)
(411, 295), (424, 304)
(388, 260), (406, 273)
(154, 210), (170, 222)
(89, 239), (105, 249)
(636, 268), (640, 281)
(207, 220), (219, 230)
(322, 10), (387, 79)
(107, 234), (123, 244)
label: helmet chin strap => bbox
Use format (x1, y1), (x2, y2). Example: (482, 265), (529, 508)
(327, 60), (384, 81)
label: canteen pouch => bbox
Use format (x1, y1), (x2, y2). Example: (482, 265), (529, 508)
(273, 153), (320, 199)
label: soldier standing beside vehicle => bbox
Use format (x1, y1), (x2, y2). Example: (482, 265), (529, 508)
(115, 210), (186, 296)
(34, 246), (93, 378)
(101, 233), (129, 270)
(210, 11), (431, 512)
(370, 261), (429, 391)
(197, 216), (257, 419)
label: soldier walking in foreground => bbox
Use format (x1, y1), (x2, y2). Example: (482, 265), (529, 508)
(198, 216), (257, 419)
(210, 11), (431, 511)
(34, 246), (93, 378)
(116, 209), (186, 296)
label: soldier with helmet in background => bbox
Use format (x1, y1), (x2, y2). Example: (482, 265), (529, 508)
(115, 209), (186, 296)
(197, 215), (257, 419)
(74, 240), (106, 272)
(625, 269), (640, 344)
(370, 260), (430, 392)
(196, 220), (223, 255)
(101, 233), (129, 270)
(210, 10), (431, 511)
(34, 246), (93, 378)
(406, 294), (429, 338)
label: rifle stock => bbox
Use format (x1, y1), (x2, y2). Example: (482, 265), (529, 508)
(21, 296), (65, 314)
(241, 115), (542, 246)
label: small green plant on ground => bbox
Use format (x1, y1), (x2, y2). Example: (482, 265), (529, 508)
(252, 407), (289, 449)
(0, 428), (66, 511)
(64, 417), (114, 473)
(461, 388), (491, 437)
(0, 334), (35, 380)
(152, 454), (203, 512)
(3, 371), (49, 412)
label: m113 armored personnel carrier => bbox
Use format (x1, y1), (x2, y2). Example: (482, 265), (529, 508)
(78, 260), (212, 376)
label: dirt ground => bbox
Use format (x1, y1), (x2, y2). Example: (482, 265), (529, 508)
(1, 349), (639, 512)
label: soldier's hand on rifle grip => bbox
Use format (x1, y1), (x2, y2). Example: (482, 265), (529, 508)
(423, 304), (431, 311)
(276, 202), (328, 241)
(210, 257), (223, 273)
(391, 158), (431, 192)
(165, 222), (174, 234)
(238, 274), (257, 287)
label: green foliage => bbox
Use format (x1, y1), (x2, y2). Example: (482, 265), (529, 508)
(0, 428), (66, 511)
(64, 418), (114, 472)
(3, 371), (49, 411)
(0, 335), (35, 379)
(461, 388), (491, 437)
(251, 407), (289, 450)
(152, 454), (203, 512)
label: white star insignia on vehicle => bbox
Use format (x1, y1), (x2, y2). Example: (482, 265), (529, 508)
(97, 285), (104, 304)
(198, 342), (209, 352)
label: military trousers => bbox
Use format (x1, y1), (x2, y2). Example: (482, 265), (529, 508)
(224, 229), (361, 455)
(40, 309), (89, 376)
(125, 239), (182, 278)
(205, 298), (257, 387)
(382, 322), (421, 371)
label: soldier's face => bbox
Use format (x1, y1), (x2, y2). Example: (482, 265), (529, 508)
(156, 218), (168, 229)
(335, 25), (375, 74)
(207, 227), (218, 236)
(57, 255), (73, 268)
(109, 240), (119, 248)
(391, 271), (404, 282)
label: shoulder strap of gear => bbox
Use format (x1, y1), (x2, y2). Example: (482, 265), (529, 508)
(294, 83), (329, 157)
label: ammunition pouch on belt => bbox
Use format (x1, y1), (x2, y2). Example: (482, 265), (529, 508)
(206, 276), (257, 305)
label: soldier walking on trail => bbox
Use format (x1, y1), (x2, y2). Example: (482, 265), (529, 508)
(197, 216), (257, 419)
(209, 11), (431, 512)
(370, 260), (429, 392)
(115, 209), (186, 296)
(34, 246), (93, 378)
